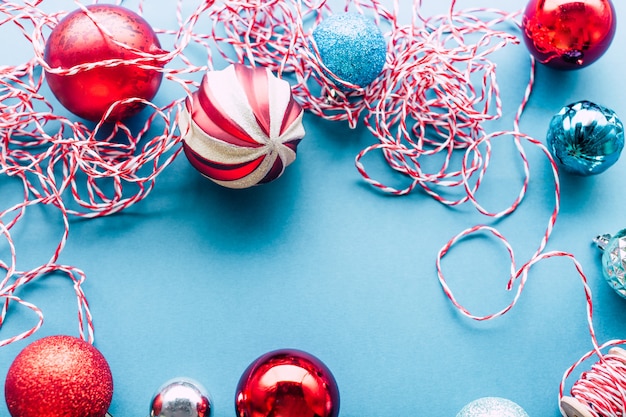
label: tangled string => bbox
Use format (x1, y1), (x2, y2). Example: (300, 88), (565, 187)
(1, 0), (215, 346)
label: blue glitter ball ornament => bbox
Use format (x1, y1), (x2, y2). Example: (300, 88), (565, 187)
(456, 397), (529, 417)
(547, 100), (624, 175)
(311, 12), (387, 89)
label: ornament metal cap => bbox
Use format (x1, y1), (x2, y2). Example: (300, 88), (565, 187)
(594, 233), (611, 251)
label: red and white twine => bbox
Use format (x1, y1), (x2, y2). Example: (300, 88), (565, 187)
(0, 0), (216, 346)
(0, 0), (624, 415)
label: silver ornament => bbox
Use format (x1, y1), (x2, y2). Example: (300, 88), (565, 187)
(456, 397), (529, 417)
(595, 229), (626, 298)
(149, 377), (212, 417)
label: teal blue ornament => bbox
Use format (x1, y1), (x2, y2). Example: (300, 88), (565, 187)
(311, 12), (387, 89)
(595, 230), (626, 298)
(547, 101), (624, 175)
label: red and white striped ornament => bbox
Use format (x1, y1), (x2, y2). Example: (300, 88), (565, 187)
(180, 64), (305, 189)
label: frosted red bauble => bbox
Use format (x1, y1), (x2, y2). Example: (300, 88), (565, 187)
(522, 0), (617, 69)
(44, 4), (165, 121)
(235, 349), (340, 417)
(4, 335), (114, 417)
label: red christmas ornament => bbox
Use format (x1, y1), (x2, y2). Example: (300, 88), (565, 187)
(44, 4), (166, 122)
(235, 349), (340, 417)
(522, 0), (617, 70)
(4, 335), (113, 417)
(179, 64), (305, 189)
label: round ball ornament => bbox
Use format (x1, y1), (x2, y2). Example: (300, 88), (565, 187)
(594, 229), (626, 298)
(4, 335), (113, 417)
(44, 4), (165, 122)
(235, 349), (340, 417)
(149, 377), (212, 417)
(179, 64), (305, 189)
(311, 12), (387, 89)
(521, 0), (617, 69)
(547, 100), (624, 175)
(456, 397), (529, 417)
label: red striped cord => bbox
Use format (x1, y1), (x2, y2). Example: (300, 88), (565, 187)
(0, 0), (215, 345)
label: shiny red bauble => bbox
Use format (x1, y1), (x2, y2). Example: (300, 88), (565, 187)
(235, 349), (340, 417)
(44, 4), (165, 122)
(235, 349), (339, 417)
(4, 335), (113, 417)
(522, 0), (617, 69)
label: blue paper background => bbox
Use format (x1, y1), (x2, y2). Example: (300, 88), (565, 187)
(2, 1), (626, 416)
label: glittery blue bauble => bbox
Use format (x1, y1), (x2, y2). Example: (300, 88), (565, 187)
(456, 397), (529, 417)
(311, 12), (386, 89)
(547, 100), (624, 175)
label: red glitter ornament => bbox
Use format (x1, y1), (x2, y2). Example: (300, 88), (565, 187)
(44, 4), (166, 122)
(522, 0), (617, 70)
(235, 349), (339, 417)
(4, 335), (114, 417)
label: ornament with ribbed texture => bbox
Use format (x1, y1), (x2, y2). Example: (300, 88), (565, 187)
(180, 64), (305, 189)
(547, 101), (623, 175)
